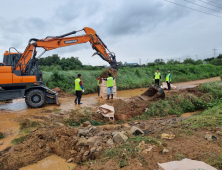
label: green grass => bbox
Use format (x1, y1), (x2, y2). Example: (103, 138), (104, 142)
(181, 103), (222, 129)
(19, 120), (41, 130)
(11, 136), (26, 145)
(42, 64), (222, 94)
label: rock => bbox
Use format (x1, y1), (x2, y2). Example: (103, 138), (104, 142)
(84, 151), (90, 156)
(76, 136), (86, 145)
(106, 139), (114, 146)
(129, 126), (144, 135)
(66, 158), (75, 163)
(113, 132), (128, 143)
(84, 136), (102, 147)
(162, 148), (169, 154)
(111, 131), (118, 137)
(88, 126), (96, 132)
(78, 129), (88, 137)
(216, 131), (222, 136)
(90, 147), (97, 153)
(0, 141), (4, 145)
(83, 121), (91, 127)
(205, 134), (213, 141)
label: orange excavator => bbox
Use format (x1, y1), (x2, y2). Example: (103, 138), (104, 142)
(0, 27), (118, 108)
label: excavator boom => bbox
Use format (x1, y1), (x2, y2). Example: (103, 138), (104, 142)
(0, 27), (117, 108)
(16, 27), (118, 73)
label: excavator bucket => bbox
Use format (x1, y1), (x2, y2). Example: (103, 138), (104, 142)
(139, 84), (165, 101)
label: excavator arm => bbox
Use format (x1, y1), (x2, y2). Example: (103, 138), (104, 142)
(15, 27), (118, 73)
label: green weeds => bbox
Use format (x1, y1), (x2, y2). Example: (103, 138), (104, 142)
(11, 136), (26, 145)
(0, 132), (4, 140)
(42, 64), (222, 94)
(19, 120), (41, 130)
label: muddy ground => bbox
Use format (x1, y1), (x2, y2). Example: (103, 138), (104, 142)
(0, 77), (221, 170)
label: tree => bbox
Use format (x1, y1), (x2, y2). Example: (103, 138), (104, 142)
(167, 59), (180, 65)
(183, 58), (196, 65)
(154, 59), (165, 65)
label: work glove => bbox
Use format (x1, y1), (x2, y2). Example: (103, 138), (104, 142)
(168, 81), (170, 83)
(82, 90), (84, 93)
(153, 79), (154, 81)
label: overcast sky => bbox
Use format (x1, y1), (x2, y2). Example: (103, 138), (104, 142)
(0, 0), (222, 66)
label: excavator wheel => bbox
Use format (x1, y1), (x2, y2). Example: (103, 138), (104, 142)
(25, 89), (45, 108)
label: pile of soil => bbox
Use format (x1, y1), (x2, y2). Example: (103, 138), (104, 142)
(99, 68), (117, 84)
(51, 87), (74, 98)
(0, 127), (96, 170)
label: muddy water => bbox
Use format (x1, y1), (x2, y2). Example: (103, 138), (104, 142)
(0, 121), (20, 151)
(20, 154), (76, 170)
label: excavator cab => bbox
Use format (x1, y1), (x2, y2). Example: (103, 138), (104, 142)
(3, 51), (22, 66)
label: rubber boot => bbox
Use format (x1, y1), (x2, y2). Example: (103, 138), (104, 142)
(106, 95), (109, 100)
(111, 94), (113, 99)
(74, 96), (78, 104)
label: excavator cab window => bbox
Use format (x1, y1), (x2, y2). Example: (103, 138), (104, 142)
(3, 54), (22, 66)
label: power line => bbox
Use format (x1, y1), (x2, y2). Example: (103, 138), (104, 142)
(204, 0), (222, 8)
(182, 0), (222, 14)
(164, 0), (222, 19)
(197, 0), (222, 10)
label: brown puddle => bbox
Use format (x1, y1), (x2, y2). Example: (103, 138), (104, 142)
(0, 121), (20, 151)
(20, 154), (77, 170)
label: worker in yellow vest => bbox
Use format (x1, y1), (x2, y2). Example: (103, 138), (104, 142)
(97, 77), (100, 96)
(102, 73), (115, 100)
(166, 70), (171, 91)
(153, 69), (161, 86)
(74, 74), (84, 105)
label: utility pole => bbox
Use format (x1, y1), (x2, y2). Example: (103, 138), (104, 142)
(213, 48), (217, 58)
(196, 55), (198, 60)
(139, 58), (141, 65)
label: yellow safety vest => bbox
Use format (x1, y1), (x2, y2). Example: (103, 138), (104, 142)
(166, 73), (171, 81)
(155, 72), (161, 79)
(107, 77), (114, 87)
(75, 78), (82, 91)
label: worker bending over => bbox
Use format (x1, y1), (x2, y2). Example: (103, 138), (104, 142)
(74, 74), (84, 105)
(102, 73), (115, 100)
(153, 69), (161, 86)
(166, 70), (171, 91)
(97, 77), (100, 96)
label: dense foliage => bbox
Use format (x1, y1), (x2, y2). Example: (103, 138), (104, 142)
(38, 54), (102, 71)
(42, 64), (222, 94)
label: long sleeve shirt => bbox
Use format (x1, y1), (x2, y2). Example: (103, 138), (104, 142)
(103, 77), (115, 81)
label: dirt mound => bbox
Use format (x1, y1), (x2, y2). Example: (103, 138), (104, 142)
(0, 127), (96, 170)
(99, 68), (117, 83)
(101, 99), (150, 121)
(52, 87), (62, 92)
